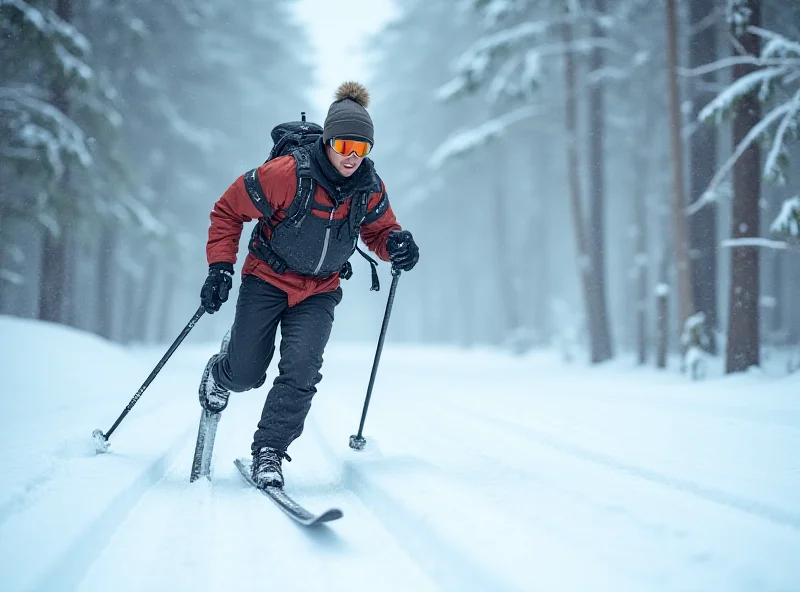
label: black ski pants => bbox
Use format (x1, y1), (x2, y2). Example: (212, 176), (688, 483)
(211, 274), (342, 452)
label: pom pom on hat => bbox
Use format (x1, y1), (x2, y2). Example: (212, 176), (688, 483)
(334, 81), (370, 108)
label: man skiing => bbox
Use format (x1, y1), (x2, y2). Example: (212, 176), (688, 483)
(197, 81), (419, 489)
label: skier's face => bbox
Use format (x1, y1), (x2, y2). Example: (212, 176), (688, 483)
(326, 143), (364, 177)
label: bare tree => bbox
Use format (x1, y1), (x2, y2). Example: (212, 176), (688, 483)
(665, 0), (695, 344)
(633, 114), (649, 365)
(656, 262), (669, 369)
(562, 14), (596, 363)
(96, 225), (115, 339)
(492, 156), (523, 343)
(587, 0), (614, 363)
(726, 0), (763, 373)
(688, 0), (720, 353)
(38, 0), (74, 324)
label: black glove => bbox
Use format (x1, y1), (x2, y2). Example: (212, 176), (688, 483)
(200, 262), (233, 314)
(386, 230), (419, 271)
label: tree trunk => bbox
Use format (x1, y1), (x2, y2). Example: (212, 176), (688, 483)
(562, 15), (597, 362)
(61, 232), (81, 329)
(38, 0), (74, 324)
(656, 252), (670, 369)
(665, 0), (695, 341)
(455, 181), (477, 347)
(96, 224), (116, 340)
(530, 199), (548, 345)
(770, 249), (782, 340)
(587, 0), (613, 363)
(418, 224), (437, 344)
(688, 0), (719, 354)
(633, 130), (649, 365)
(0, 208), (4, 312)
(527, 129), (549, 346)
(492, 149), (521, 345)
(38, 230), (67, 322)
(121, 269), (139, 344)
(132, 250), (158, 342)
(725, 0), (762, 373)
(157, 263), (176, 343)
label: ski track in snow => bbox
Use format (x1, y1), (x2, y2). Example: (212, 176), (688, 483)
(307, 421), (513, 591)
(75, 401), (440, 592)
(441, 400), (800, 532)
(0, 401), (184, 530)
(2, 326), (799, 592)
(25, 425), (195, 592)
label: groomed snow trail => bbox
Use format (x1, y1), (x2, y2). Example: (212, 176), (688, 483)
(80, 347), (800, 592)
(2, 317), (798, 592)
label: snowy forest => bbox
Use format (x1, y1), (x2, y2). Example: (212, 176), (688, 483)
(2, 0), (799, 375)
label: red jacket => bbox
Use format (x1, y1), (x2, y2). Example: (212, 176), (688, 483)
(206, 155), (401, 306)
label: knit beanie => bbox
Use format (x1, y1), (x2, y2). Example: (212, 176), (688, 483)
(322, 81), (374, 145)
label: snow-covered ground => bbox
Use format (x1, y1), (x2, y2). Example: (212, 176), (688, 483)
(1, 315), (799, 591)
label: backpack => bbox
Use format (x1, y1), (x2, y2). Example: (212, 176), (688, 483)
(243, 112), (381, 290)
(265, 113), (322, 162)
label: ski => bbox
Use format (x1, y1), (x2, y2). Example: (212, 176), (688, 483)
(233, 458), (343, 526)
(189, 408), (221, 482)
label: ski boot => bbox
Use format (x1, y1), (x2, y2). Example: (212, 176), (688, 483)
(198, 330), (231, 413)
(252, 446), (292, 489)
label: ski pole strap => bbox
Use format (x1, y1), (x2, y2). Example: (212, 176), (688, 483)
(355, 244), (380, 291)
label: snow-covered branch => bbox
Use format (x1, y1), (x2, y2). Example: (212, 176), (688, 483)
(764, 88), (800, 181)
(429, 105), (541, 170)
(679, 57), (799, 78)
(459, 20), (551, 64)
(688, 100), (793, 215)
(435, 77), (469, 102)
(691, 23), (800, 213)
(752, 25), (800, 58)
(698, 67), (788, 123)
(120, 195), (168, 238)
(720, 238), (789, 250)
(0, 84), (92, 177)
(444, 33), (627, 104)
(771, 196), (800, 238)
(0, 269), (24, 285)
(1, 0), (93, 83)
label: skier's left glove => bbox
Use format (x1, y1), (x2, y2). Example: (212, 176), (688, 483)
(200, 262), (233, 314)
(386, 230), (419, 272)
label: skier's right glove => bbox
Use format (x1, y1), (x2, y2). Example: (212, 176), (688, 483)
(200, 262), (233, 314)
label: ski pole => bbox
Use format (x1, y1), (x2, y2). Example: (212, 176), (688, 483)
(350, 267), (401, 451)
(93, 305), (206, 453)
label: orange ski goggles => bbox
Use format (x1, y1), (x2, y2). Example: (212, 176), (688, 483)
(329, 137), (373, 158)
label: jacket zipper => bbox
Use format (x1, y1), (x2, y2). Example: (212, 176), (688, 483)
(313, 208), (337, 275)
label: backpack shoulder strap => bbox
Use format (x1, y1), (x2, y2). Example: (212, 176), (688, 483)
(281, 148), (316, 227)
(349, 191), (370, 228)
(363, 190), (389, 224)
(293, 142), (312, 177)
(360, 169), (388, 226)
(243, 168), (274, 219)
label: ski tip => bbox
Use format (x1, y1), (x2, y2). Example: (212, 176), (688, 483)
(316, 508), (344, 523)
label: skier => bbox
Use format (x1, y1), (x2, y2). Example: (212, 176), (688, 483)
(197, 82), (419, 489)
